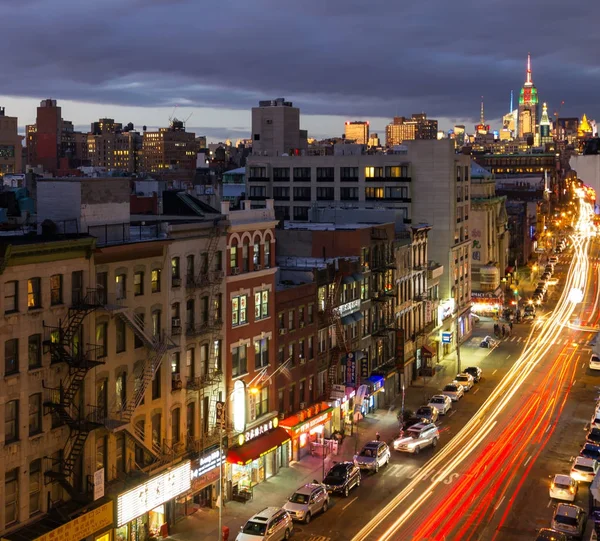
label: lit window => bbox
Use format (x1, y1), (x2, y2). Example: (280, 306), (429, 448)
(255, 290), (269, 320)
(231, 295), (248, 327)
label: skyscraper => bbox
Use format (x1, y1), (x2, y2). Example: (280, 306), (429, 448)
(539, 103), (553, 144)
(344, 121), (369, 144)
(517, 54), (539, 140)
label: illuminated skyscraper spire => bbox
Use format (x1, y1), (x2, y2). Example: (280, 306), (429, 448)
(480, 96), (485, 127)
(525, 52), (533, 86)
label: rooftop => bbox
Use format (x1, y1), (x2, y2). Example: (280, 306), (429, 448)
(283, 221), (392, 231)
(277, 255), (359, 270)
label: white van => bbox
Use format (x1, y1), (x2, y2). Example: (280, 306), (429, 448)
(590, 353), (600, 371)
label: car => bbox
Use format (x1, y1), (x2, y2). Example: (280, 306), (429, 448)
(541, 272), (551, 280)
(550, 503), (586, 539)
(236, 507), (293, 541)
(591, 411), (600, 429)
(283, 483), (329, 524)
(545, 265), (554, 274)
(547, 278), (560, 286)
(480, 336), (498, 348)
(537, 281), (548, 290)
(535, 528), (567, 541)
(590, 353), (600, 371)
(549, 256), (559, 264)
(354, 441), (390, 473)
(586, 427), (600, 445)
(442, 382), (464, 402)
(455, 373), (474, 391)
(463, 366), (482, 383)
(393, 422), (440, 454)
(549, 474), (578, 502)
(570, 456), (598, 483)
(580, 442), (600, 461)
(415, 405), (439, 423)
(428, 394), (453, 415)
(322, 462), (360, 497)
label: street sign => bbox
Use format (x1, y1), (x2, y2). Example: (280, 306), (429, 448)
(441, 332), (452, 344)
(215, 401), (225, 428)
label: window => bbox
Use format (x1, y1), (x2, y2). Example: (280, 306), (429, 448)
(242, 241), (250, 272)
(115, 274), (126, 300)
(171, 257), (181, 284)
(278, 312), (285, 330)
(96, 272), (108, 304)
(309, 375), (315, 402)
(308, 336), (314, 360)
(214, 339), (222, 372)
(5, 338), (18, 375)
(230, 245), (238, 270)
(278, 346), (285, 365)
(71, 271), (84, 305)
(152, 310), (161, 339)
(134, 313), (144, 348)
(254, 338), (269, 369)
(273, 186), (290, 200)
(365, 166), (384, 178)
(213, 294), (222, 322)
(186, 348), (195, 378)
(289, 385), (296, 413)
(5, 468), (18, 525)
(187, 403), (195, 439)
(188, 299), (196, 329)
(249, 185), (266, 198)
(29, 459), (41, 516)
(316, 187), (334, 200)
(318, 329), (327, 353)
(215, 251), (223, 271)
(27, 277), (41, 309)
(341, 187), (358, 200)
(187, 255), (195, 281)
(29, 393), (42, 436)
(5, 400), (18, 443)
(50, 274), (63, 305)
(293, 206), (309, 221)
(116, 372), (126, 410)
(172, 408), (181, 444)
(116, 433), (125, 474)
(96, 436), (107, 476)
(299, 380), (306, 404)
(96, 322), (107, 357)
(299, 307), (305, 326)
(256, 386), (269, 418)
(365, 187), (385, 199)
(134, 272), (144, 296)
(255, 290), (269, 320)
(4, 280), (18, 313)
(232, 345), (247, 377)
(386, 186), (408, 200)
(308, 303), (314, 324)
(273, 167), (290, 180)
(288, 310), (295, 330)
(288, 343), (295, 366)
(152, 365), (161, 400)
(298, 339), (305, 363)
(116, 317), (126, 353)
(28, 334), (41, 369)
(264, 240), (271, 268)
(340, 167), (358, 180)
(278, 389), (285, 414)
(293, 167), (311, 180)
(293, 187), (311, 201)
(231, 294), (248, 327)
(171, 352), (180, 374)
(316, 167), (334, 180)
(151, 269), (161, 293)
(97, 379), (108, 417)
(253, 241), (260, 266)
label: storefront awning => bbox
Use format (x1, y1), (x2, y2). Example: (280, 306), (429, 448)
(352, 312), (364, 322)
(227, 427), (290, 466)
(505, 266), (515, 274)
(341, 314), (356, 325)
(421, 344), (435, 357)
(280, 404), (334, 434)
(342, 275), (355, 284)
(353, 273), (365, 282)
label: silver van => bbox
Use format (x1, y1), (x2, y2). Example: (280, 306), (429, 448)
(236, 507), (293, 541)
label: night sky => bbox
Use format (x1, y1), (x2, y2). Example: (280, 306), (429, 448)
(1, 0), (597, 141)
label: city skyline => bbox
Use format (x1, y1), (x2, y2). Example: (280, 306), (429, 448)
(1, 0), (597, 142)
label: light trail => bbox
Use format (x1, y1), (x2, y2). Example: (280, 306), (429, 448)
(351, 199), (596, 541)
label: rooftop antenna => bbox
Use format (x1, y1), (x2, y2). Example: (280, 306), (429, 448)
(480, 96), (485, 127)
(168, 104), (179, 124)
(183, 112), (193, 127)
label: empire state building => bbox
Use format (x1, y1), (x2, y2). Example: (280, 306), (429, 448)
(518, 53), (539, 139)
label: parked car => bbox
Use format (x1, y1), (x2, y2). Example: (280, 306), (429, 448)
(570, 456), (598, 483)
(590, 353), (600, 371)
(535, 528), (567, 541)
(428, 394), (453, 415)
(402, 416), (431, 430)
(354, 441), (390, 473)
(283, 483), (329, 524)
(442, 382), (464, 402)
(393, 422), (440, 454)
(455, 373), (475, 391)
(580, 442), (600, 461)
(586, 427), (600, 445)
(549, 256), (559, 264)
(591, 411), (600, 429)
(480, 336), (498, 348)
(549, 474), (578, 502)
(463, 366), (482, 383)
(550, 503), (586, 539)
(236, 507), (293, 541)
(322, 462), (360, 497)
(415, 405), (439, 423)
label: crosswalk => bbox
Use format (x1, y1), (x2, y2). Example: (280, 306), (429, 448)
(306, 537), (331, 541)
(501, 335), (592, 347)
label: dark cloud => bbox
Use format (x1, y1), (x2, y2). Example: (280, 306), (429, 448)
(1, 0), (598, 129)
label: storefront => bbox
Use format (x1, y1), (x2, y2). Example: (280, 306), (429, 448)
(364, 375), (385, 411)
(12, 501), (114, 541)
(175, 446), (225, 519)
(280, 402), (334, 461)
(116, 461), (191, 541)
(330, 386), (356, 436)
(226, 415), (290, 501)
(471, 290), (503, 316)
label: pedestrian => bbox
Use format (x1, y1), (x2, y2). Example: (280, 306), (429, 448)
(502, 325), (506, 338)
(509, 321), (513, 331)
(376, 431), (381, 441)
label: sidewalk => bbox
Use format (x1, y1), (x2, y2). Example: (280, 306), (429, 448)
(167, 317), (498, 541)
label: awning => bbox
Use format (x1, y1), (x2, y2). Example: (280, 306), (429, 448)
(352, 312), (364, 322)
(342, 275), (355, 285)
(226, 427), (291, 466)
(341, 314), (356, 325)
(421, 344), (436, 357)
(505, 266), (515, 274)
(279, 404), (334, 434)
(353, 273), (365, 282)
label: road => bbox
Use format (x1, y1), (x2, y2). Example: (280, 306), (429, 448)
(333, 198), (596, 541)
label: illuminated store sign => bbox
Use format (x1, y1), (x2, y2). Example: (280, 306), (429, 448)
(338, 299), (361, 318)
(191, 449), (224, 479)
(242, 416), (278, 444)
(117, 462), (191, 527)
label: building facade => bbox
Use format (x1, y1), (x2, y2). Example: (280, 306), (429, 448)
(251, 99), (308, 157)
(517, 54), (539, 140)
(0, 108), (23, 175)
(344, 121), (369, 145)
(142, 121), (197, 180)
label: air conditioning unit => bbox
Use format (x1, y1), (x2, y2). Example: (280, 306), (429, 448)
(255, 264), (262, 271)
(232, 267), (240, 275)
(172, 278), (181, 287)
(278, 328), (287, 335)
(299, 402), (306, 410)
(299, 322), (305, 328)
(172, 317), (181, 327)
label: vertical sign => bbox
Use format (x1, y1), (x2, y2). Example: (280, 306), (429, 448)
(215, 401), (225, 429)
(93, 468), (105, 501)
(360, 357), (369, 381)
(396, 329), (405, 370)
(345, 353), (356, 386)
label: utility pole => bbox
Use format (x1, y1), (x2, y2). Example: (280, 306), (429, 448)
(455, 316), (462, 374)
(216, 401), (225, 541)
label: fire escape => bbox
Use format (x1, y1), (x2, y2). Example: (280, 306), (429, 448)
(42, 289), (105, 500)
(186, 223), (224, 453)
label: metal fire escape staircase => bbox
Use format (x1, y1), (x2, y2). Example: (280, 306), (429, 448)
(324, 274), (350, 398)
(42, 289), (105, 499)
